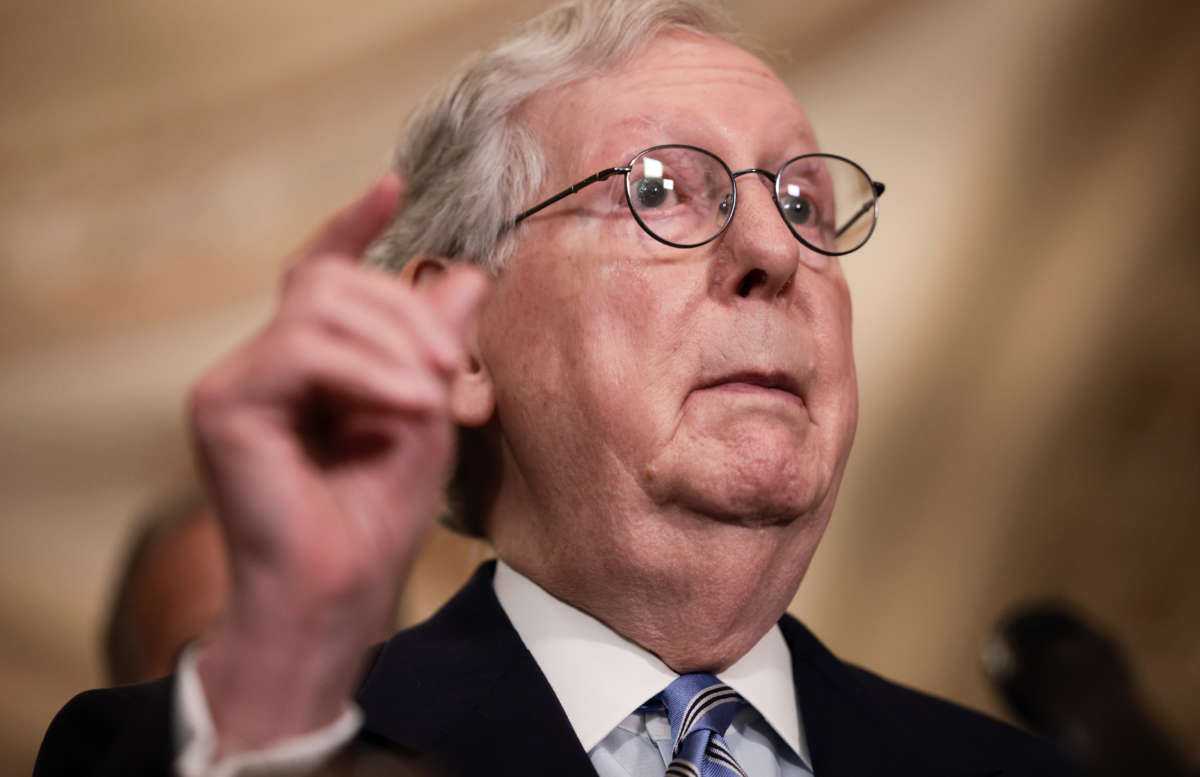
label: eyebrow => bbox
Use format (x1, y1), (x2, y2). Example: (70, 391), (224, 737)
(603, 114), (820, 166)
(606, 115), (669, 158)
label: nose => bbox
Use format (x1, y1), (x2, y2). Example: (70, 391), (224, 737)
(716, 170), (801, 301)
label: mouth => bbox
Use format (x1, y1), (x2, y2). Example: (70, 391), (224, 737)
(695, 371), (804, 403)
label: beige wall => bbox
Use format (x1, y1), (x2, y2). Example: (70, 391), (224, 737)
(2, 0), (1197, 771)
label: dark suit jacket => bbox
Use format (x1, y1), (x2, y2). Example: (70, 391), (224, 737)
(35, 561), (1075, 776)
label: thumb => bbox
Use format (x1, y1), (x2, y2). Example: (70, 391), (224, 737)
(300, 171), (405, 261)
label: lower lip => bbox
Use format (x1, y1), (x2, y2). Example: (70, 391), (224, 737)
(701, 382), (803, 404)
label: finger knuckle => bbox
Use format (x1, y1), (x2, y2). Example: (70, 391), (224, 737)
(187, 370), (235, 434)
(283, 254), (342, 296)
(281, 260), (304, 292)
(287, 292), (333, 333)
(270, 323), (319, 363)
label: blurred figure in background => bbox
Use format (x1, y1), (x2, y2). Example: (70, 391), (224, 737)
(985, 602), (1196, 777)
(103, 492), (229, 685)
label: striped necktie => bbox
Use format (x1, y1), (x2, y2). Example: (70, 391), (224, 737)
(660, 674), (748, 777)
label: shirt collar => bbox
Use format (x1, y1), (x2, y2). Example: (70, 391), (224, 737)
(492, 560), (810, 764)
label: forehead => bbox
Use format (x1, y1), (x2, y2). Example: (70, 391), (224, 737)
(522, 32), (817, 174)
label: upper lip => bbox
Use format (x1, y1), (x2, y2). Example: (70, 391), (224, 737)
(697, 370), (803, 398)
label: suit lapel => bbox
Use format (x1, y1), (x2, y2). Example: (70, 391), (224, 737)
(780, 616), (1004, 777)
(356, 561), (598, 776)
(781, 615), (897, 777)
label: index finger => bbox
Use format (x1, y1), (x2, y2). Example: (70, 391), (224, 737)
(295, 171), (405, 264)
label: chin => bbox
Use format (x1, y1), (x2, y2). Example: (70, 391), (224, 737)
(647, 458), (831, 528)
(643, 416), (842, 526)
(685, 482), (823, 527)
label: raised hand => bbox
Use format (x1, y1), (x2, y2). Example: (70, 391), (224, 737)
(188, 173), (488, 755)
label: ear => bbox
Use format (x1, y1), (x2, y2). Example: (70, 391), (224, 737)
(402, 256), (496, 428)
(447, 314), (495, 430)
(398, 255), (446, 286)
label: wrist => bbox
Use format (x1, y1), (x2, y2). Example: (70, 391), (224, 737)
(196, 576), (386, 757)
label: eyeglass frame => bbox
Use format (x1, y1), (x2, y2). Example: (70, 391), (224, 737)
(510, 143), (886, 256)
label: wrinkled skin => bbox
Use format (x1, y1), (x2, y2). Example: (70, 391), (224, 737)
(479, 32), (858, 671)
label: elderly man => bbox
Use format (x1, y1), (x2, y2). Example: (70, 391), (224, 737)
(37, 1), (1073, 776)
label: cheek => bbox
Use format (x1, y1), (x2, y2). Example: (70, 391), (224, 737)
(592, 263), (669, 351)
(484, 251), (683, 426)
(810, 276), (858, 439)
(571, 263), (683, 422)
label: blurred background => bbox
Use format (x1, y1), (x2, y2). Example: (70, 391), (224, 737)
(2, 0), (1197, 772)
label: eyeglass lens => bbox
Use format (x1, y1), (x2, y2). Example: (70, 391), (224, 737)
(627, 147), (732, 247)
(626, 146), (876, 254)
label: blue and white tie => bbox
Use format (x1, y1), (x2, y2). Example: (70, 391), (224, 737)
(660, 674), (748, 777)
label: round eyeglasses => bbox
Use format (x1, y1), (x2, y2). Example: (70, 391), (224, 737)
(511, 144), (885, 256)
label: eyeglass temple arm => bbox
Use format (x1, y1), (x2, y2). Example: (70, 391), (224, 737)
(835, 181), (886, 239)
(511, 167), (631, 226)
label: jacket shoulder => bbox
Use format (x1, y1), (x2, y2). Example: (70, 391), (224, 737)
(841, 661), (1076, 775)
(34, 678), (174, 777)
(779, 615), (1076, 776)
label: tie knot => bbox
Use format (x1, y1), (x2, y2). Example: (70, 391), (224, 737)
(660, 673), (742, 755)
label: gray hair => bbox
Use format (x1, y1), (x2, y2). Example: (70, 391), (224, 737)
(365, 0), (739, 274)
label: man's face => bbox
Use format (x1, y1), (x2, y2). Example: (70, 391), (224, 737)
(478, 32), (857, 572)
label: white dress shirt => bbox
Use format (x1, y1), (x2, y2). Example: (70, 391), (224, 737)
(175, 561), (813, 776)
(493, 561), (814, 776)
